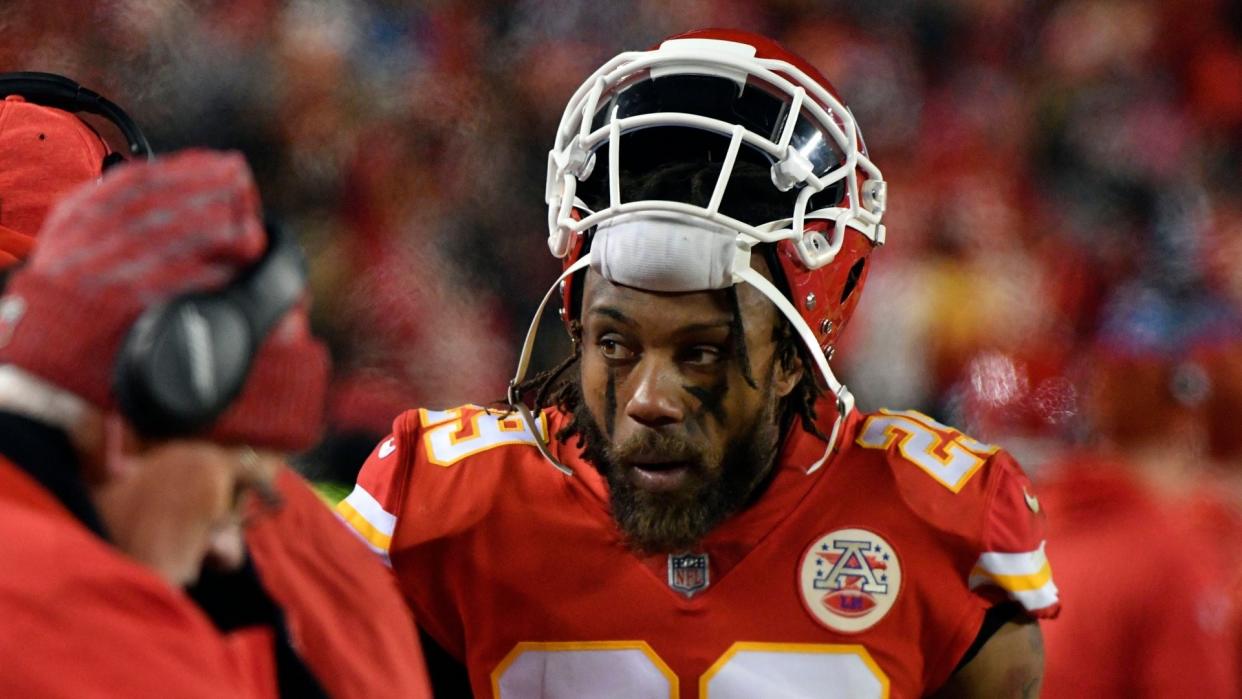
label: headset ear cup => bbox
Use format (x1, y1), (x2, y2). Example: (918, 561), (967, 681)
(113, 307), (172, 437)
(114, 298), (255, 438)
(110, 223), (304, 440)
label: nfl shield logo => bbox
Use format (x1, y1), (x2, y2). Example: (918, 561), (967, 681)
(668, 553), (710, 597)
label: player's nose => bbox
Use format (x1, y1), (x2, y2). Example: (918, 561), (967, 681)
(624, 357), (685, 428)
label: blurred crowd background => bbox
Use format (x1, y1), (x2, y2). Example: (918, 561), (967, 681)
(4, 0), (1242, 692)
(5, 0), (1239, 455)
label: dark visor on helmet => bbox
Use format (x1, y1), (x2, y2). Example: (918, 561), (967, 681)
(578, 73), (846, 222)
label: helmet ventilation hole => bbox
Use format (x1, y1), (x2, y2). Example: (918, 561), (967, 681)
(841, 259), (866, 303)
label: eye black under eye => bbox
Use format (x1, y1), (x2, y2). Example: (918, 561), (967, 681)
(680, 345), (725, 366)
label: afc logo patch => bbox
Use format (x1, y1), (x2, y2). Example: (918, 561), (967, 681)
(798, 528), (901, 633)
(668, 552), (709, 598)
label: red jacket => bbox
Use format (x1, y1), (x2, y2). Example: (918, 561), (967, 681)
(0, 454), (277, 698)
(1038, 455), (1238, 698)
(245, 466), (432, 698)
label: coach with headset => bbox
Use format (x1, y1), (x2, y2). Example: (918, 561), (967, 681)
(0, 148), (325, 696)
(0, 74), (431, 697)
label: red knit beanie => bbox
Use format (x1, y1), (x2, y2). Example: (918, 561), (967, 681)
(0, 149), (329, 452)
(0, 95), (109, 268)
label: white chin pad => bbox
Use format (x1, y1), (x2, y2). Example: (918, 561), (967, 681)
(592, 216), (744, 292)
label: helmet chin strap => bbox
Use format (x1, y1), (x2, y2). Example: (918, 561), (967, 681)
(508, 254), (592, 476)
(731, 266), (854, 474)
(509, 240), (853, 477)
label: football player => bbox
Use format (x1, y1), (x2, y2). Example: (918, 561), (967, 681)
(340, 28), (1058, 697)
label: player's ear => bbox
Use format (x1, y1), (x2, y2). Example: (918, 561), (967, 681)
(772, 350), (803, 400)
(92, 411), (147, 482)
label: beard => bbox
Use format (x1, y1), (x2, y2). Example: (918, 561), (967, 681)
(569, 381), (783, 555)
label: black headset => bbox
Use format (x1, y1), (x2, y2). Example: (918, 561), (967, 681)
(113, 222), (308, 439)
(0, 71), (153, 165)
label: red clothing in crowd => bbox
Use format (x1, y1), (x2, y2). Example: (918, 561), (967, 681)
(1039, 455), (1238, 698)
(1179, 475), (1242, 694)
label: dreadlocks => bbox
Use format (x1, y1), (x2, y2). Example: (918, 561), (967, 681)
(513, 320), (588, 445)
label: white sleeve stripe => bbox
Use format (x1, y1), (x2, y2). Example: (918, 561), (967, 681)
(334, 509), (394, 568)
(342, 484), (398, 536)
(975, 541), (1048, 576)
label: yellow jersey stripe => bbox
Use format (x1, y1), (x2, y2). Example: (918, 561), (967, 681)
(970, 560), (1053, 592)
(1010, 582), (1060, 612)
(336, 499), (393, 551)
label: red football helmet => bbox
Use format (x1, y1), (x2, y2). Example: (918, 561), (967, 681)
(513, 28), (887, 472)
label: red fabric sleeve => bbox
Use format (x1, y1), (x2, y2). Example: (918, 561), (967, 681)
(246, 466), (432, 699)
(970, 451), (1061, 619)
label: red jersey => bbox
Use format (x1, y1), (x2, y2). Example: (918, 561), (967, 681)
(1180, 477), (1242, 695)
(0, 455), (275, 699)
(339, 403), (1059, 698)
(1037, 457), (1238, 698)
(244, 466), (433, 699)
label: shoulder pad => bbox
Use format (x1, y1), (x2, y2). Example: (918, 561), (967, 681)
(853, 408), (1059, 617)
(856, 409), (997, 493)
(415, 405), (548, 467)
(337, 405), (550, 560)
